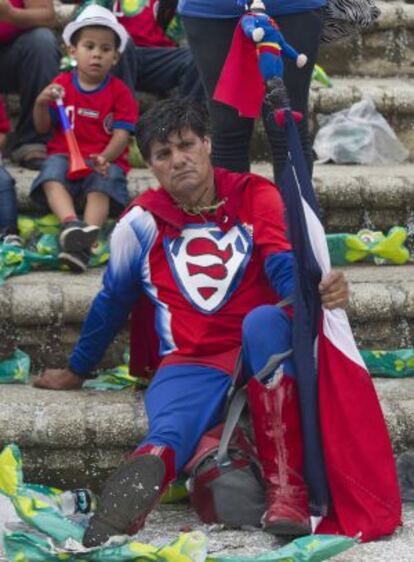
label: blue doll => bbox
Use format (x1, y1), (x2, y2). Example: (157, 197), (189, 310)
(238, 0), (307, 108)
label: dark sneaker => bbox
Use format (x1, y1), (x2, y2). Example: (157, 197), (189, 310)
(59, 221), (100, 253)
(59, 248), (91, 273)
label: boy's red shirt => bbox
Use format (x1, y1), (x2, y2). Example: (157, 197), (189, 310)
(48, 72), (138, 173)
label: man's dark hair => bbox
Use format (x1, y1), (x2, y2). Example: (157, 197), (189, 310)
(71, 26), (121, 50)
(136, 97), (210, 161)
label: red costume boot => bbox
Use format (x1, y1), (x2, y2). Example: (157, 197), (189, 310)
(247, 375), (311, 536)
(82, 444), (176, 547)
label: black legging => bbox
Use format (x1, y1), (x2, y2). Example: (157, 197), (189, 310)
(182, 11), (323, 182)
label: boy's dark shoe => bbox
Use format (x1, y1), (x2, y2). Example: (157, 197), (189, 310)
(58, 247), (91, 273)
(59, 221), (100, 253)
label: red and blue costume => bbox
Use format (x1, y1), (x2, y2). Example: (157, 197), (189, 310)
(73, 166), (401, 545)
(47, 72), (138, 173)
(69, 168), (297, 465)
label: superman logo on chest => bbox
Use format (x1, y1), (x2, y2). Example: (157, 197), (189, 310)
(164, 223), (253, 314)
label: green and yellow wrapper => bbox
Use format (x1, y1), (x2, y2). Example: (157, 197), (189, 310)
(1, 444), (357, 562)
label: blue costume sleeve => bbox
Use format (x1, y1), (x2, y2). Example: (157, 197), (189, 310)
(265, 251), (295, 300)
(278, 35), (300, 61)
(69, 218), (143, 376)
(240, 14), (257, 39)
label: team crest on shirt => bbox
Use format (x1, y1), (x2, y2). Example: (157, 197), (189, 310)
(103, 113), (114, 134)
(165, 223), (252, 314)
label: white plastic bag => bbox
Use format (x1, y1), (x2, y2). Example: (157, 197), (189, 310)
(313, 97), (409, 165)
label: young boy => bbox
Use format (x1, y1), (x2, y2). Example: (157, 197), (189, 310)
(0, 96), (21, 247)
(31, 5), (138, 273)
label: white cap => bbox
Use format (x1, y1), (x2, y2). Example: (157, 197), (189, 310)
(63, 5), (128, 53)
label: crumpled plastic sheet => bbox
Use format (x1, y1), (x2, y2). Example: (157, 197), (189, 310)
(0, 444), (357, 562)
(360, 349), (414, 378)
(313, 97), (409, 165)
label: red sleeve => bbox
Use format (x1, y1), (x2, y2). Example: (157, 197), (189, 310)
(112, 78), (139, 133)
(249, 177), (292, 258)
(0, 96), (10, 134)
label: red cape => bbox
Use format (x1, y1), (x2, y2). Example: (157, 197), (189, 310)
(213, 20), (265, 118)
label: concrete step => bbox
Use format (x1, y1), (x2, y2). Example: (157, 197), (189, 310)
(1, 263), (414, 371)
(9, 162), (414, 233)
(318, 2), (414, 77)
(6, 77), (414, 166)
(312, 163), (414, 233)
(0, 270), (127, 371)
(254, 161), (414, 233)
(0, 376), (412, 489)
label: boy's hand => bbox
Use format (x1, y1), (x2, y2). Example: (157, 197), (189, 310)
(90, 153), (109, 176)
(319, 270), (349, 310)
(36, 84), (65, 106)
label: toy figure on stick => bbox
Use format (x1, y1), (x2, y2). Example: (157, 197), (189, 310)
(214, 0), (308, 120)
(241, 0), (307, 107)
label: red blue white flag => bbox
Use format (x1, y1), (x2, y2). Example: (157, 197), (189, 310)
(278, 109), (402, 541)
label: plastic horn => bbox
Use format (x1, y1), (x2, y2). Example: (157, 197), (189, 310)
(55, 96), (92, 180)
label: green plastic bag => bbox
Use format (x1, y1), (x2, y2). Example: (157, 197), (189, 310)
(361, 349), (414, 377)
(0, 349), (30, 384)
(83, 363), (143, 390)
(84, 350), (149, 390)
(0, 243), (58, 285)
(0, 445), (357, 562)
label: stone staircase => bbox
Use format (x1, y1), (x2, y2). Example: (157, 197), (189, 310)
(319, 1), (414, 78)
(2, 2), (414, 490)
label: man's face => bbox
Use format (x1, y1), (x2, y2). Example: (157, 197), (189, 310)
(147, 128), (213, 204)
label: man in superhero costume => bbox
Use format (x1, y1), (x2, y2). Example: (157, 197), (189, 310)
(34, 97), (351, 545)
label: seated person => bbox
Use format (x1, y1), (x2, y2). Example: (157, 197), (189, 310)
(30, 5), (138, 273)
(0, 0), (60, 170)
(0, 95), (21, 246)
(112, 0), (205, 102)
